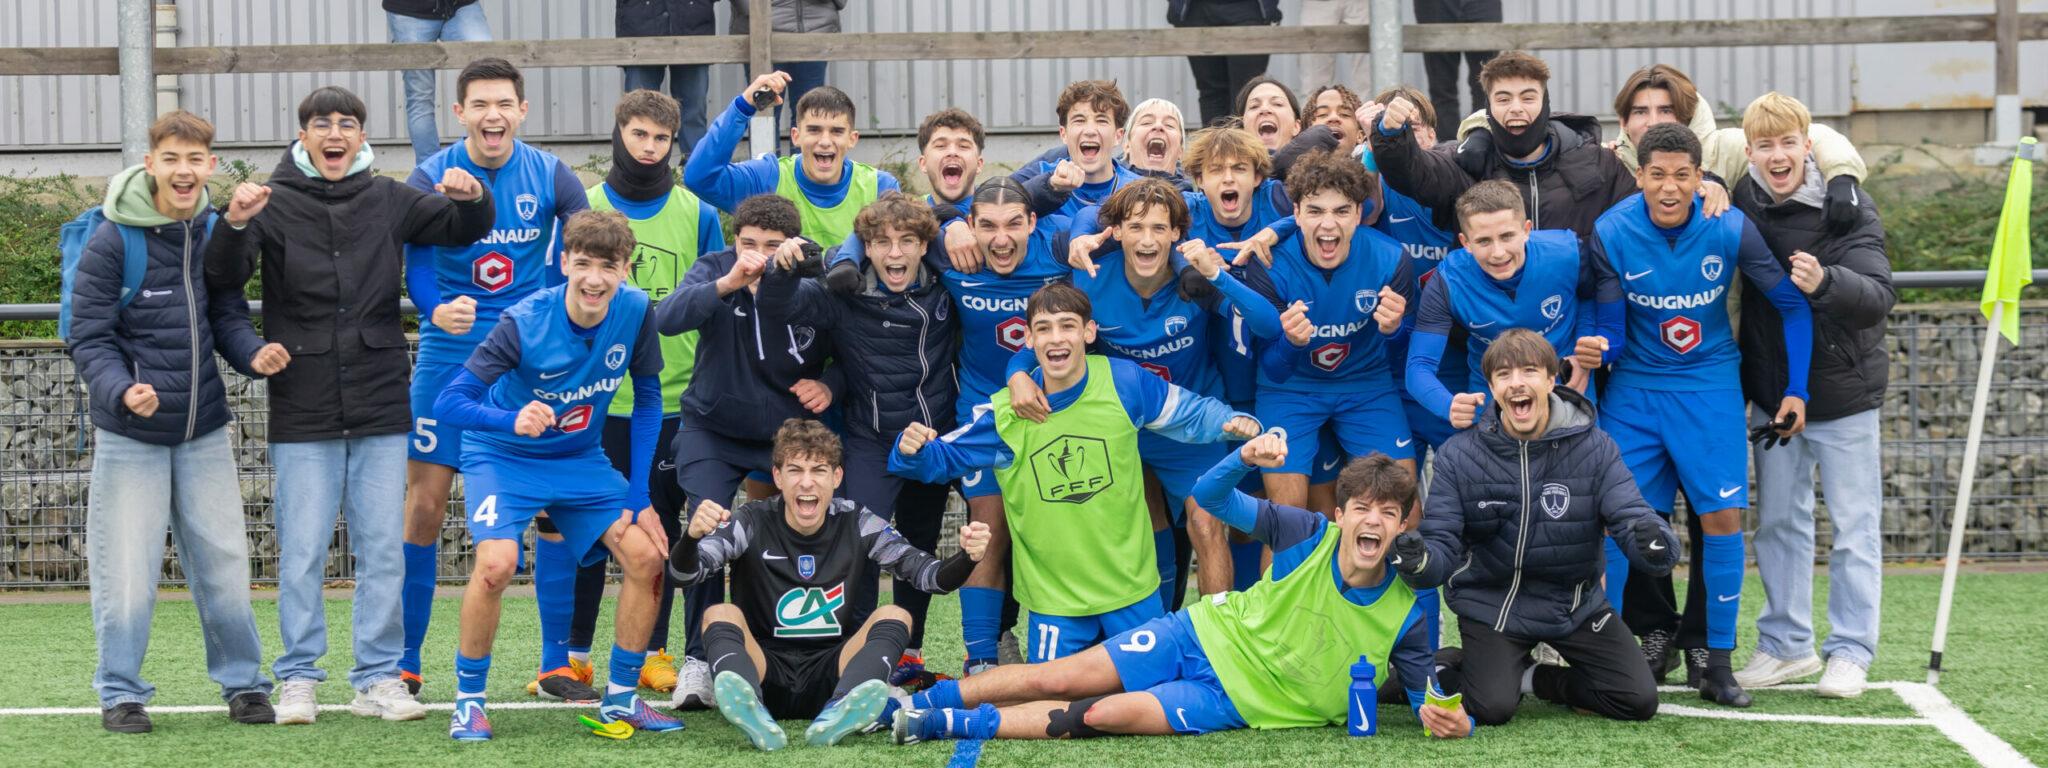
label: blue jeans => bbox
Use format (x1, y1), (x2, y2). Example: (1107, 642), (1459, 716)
(1751, 406), (1883, 667)
(623, 64), (710, 157)
(89, 427), (270, 708)
(270, 434), (408, 689)
(388, 5), (493, 164)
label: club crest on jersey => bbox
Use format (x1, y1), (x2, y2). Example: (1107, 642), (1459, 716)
(556, 404), (593, 433)
(1660, 315), (1702, 354)
(1701, 254), (1724, 282)
(516, 193), (539, 222)
(996, 317), (1028, 352)
(773, 583), (845, 637)
(797, 554), (816, 580)
(1354, 290), (1379, 313)
(1312, 342), (1350, 372)
(605, 343), (628, 370)
(1541, 482), (1570, 519)
(472, 251), (513, 292)
(1541, 294), (1564, 321)
(1164, 315), (1188, 336)
(1029, 435), (1114, 504)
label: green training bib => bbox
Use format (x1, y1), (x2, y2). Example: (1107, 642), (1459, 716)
(588, 184), (703, 417)
(774, 156), (879, 248)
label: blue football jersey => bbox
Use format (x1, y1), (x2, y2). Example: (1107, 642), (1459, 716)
(1256, 225), (1413, 393)
(940, 222), (1070, 406)
(465, 285), (650, 459)
(1374, 185), (1457, 270)
(1072, 251), (1227, 400)
(1437, 229), (1584, 388)
(1020, 159), (1141, 221)
(410, 139), (576, 364)
(1596, 195), (1750, 392)
(1186, 181), (1292, 405)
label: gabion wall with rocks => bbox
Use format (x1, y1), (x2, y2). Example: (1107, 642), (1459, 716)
(3, 302), (2043, 588)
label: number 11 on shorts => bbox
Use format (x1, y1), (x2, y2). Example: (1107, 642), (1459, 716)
(1036, 623), (1060, 661)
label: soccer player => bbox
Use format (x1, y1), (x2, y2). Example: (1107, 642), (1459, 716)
(1303, 84), (1366, 158)
(1011, 80), (1142, 220)
(399, 57), (593, 702)
(888, 438), (1464, 742)
(1730, 93), (1893, 699)
(205, 85), (496, 726)
(71, 110), (290, 733)
(570, 88), (728, 694)
(672, 419), (992, 750)
(757, 193), (959, 674)
(1594, 122), (1814, 708)
(654, 193), (843, 708)
(891, 283), (1262, 661)
(1392, 329), (1679, 725)
(432, 210), (683, 740)
(917, 108), (987, 210)
(1242, 150), (1417, 511)
(682, 72), (901, 246)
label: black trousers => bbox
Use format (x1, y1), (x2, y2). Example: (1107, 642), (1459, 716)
(1412, 0), (1502, 139)
(1622, 502), (1709, 650)
(1179, 0), (1272, 127)
(582, 415), (688, 651)
(1447, 611), (1661, 726)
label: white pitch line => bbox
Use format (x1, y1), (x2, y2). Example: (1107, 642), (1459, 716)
(1656, 703), (1927, 726)
(1892, 682), (2040, 768)
(0, 700), (603, 717)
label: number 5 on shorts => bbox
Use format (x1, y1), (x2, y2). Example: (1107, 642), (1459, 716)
(414, 417), (438, 454)
(473, 494), (498, 527)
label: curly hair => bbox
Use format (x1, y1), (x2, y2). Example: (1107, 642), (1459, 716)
(772, 419), (843, 467)
(853, 192), (940, 245)
(1283, 149), (1374, 206)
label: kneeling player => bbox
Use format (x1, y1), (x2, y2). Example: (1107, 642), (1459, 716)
(433, 210), (681, 739)
(890, 440), (1465, 742)
(671, 419), (990, 750)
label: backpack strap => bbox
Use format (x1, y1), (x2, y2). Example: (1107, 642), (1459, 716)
(115, 223), (148, 309)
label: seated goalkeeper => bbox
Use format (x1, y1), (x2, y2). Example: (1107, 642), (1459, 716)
(889, 436), (1470, 742)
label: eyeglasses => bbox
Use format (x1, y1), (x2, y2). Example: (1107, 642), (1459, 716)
(307, 118), (362, 136)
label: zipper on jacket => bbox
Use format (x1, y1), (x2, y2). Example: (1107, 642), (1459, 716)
(1496, 439), (1533, 632)
(870, 390), (880, 433)
(1571, 581), (1584, 612)
(906, 297), (934, 426)
(750, 296), (765, 360)
(1527, 169), (1541, 231)
(181, 220), (201, 442)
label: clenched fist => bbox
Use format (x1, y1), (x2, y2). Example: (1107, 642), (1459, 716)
(1787, 251), (1824, 294)
(1239, 431), (1288, 468)
(958, 521), (992, 561)
(123, 382), (159, 418)
(435, 167), (483, 202)
(1048, 159), (1085, 193)
(1448, 392), (1485, 429)
(1178, 239), (1224, 280)
(688, 499), (732, 539)
(898, 422), (940, 455)
(1379, 96), (1419, 134)
(433, 295), (478, 335)
(1373, 286), (1406, 334)
(1281, 301), (1313, 347)
(249, 343), (291, 376)
(513, 400), (555, 437)
(224, 183), (272, 227)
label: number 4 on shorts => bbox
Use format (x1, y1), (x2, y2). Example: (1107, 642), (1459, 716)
(473, 494), (498, 527)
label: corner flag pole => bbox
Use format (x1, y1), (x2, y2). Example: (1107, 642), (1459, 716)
(1927, 136), (2036, 686)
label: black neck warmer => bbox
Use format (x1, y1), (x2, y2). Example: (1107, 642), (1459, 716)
(605, 126), (674, 202)
(1488, 96), (1554, 161)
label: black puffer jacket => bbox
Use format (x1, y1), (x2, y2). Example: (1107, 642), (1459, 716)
(1370, 112), (1637, 239)
(1733, 172), (1894, 422)
(68, 197), (268, 447)
(204, 146), (495, 443)
(658, 248), (843, 442)
(382, 0), (479, 20)
(618, 0), (717, 37)
(758, 259), (958, 444)
(1405, 387), (1679, 641)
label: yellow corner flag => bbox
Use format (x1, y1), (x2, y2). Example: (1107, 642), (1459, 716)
(1982, 136), (2037, 344)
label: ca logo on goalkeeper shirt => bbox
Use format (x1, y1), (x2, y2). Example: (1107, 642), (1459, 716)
(774, 583), (845, 637)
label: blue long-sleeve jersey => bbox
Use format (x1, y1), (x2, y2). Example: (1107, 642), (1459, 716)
(1010, 157), (1141, 221)
(405, 139), (585, 365)
(681, 95), (902, 215)
(1593, 195), (1812, 399)
(1249, 224), (1416, 393)
(888, 356), (1255, 483)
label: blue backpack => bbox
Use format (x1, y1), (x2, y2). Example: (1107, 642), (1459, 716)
(57, 207), (213, 340)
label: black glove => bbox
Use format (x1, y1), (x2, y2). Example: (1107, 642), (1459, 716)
(1631, 516), (1672, 566)
(1176, 265), (1219, 303)
(789, 243), (826, 279)
(1390, 530), (1428, 575)
(823, 260), (861, 295)
(1748, 419), (1793, 450)
(1823, 175), (1860, 235)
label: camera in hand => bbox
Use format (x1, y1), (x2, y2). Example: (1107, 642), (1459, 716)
(750, 88), (778, 110)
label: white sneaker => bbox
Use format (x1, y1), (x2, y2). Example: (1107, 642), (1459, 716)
(1733, 650), (1824, 689)
(351, 677), (428, 721)
(1815, 656), (1868, 699)
(673, 656), (713, 710)
(997, 632), (1025, 666)
(273, 679), (318, 725)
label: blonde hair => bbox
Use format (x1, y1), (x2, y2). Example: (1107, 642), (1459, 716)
(1742, 92), (1811, 143)
(1183, 127), (1272, 182)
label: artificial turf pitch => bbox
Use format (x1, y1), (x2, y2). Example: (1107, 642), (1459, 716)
(0, 570), (2040, 768)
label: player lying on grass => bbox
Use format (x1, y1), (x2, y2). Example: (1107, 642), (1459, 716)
(432, 210), (681, 740)
(889, 436), (1466, 741)
(670, 418), (991, 751)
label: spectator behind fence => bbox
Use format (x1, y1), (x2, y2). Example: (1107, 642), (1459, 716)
(728, 0), (843, 144)
(1730, 92), (1895, 700)
(68, 110), (289, 735)
(618, 0), (719, 158)
(384, 0), (493, 164)
(1169, 0), (1281, 128)
(1412, 0), (1500, 140)
(203, 85), (497, 728)
(1298, 0), (1370, 95)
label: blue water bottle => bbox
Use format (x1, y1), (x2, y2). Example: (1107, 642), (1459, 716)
(1348, 655), (1378, 736)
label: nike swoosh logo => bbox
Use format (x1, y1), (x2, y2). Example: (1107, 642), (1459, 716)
(1591, 613), (1612, 633)
(960, 281), (989, 288)
(1175, 708), (1190, 729)
(1625, 270), (1654, 281)
(1719, 486), (1741, 499)
(735, 306), (748, 316)
(1355, 695), (1371, 729)
(763, 553), (788, 560)
(1469, 321), (1496, 328)
(1648, 539), (1665, 551)
(1390, 554), (1403, 566)
(1390, 216), (1415, 223)
(1321, 458), (1340, 471)
(539, 371), (567, 379)
(1396, 438), (1413, 447)
(1717, 594), (1740, 603)
(1097, 325), (1124, 331)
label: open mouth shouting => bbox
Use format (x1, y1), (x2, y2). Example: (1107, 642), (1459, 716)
(1042, 344), (1075, 370)
(1653, 194), (1687, 219)
(1312, 233), (1343, 263)
(1217, 187), (1242, 216)
(577, 283), (610, 310)
(1506, 391), (1536, 423)
(1255, 117), (1279, 143)
(1076, 137), (1103, 165)
(1144, 136), (1169, 165)
(809, 149), (839, 177)
(166, 177), (200, 205)
(791, 493), (823, 518)
(1355, 526), (1383, 563)
(941, 159), (966, 189)
(478, 125), (508, 151)
(1502, 118), (1531, 135)
(319, 143), (350, 170)
(1766, 161), (1796, 188)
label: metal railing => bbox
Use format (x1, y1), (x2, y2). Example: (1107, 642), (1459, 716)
(1, 286), (2044, 588)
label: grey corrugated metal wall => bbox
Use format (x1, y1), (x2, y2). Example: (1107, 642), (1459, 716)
(0, 0), (2003, 151)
